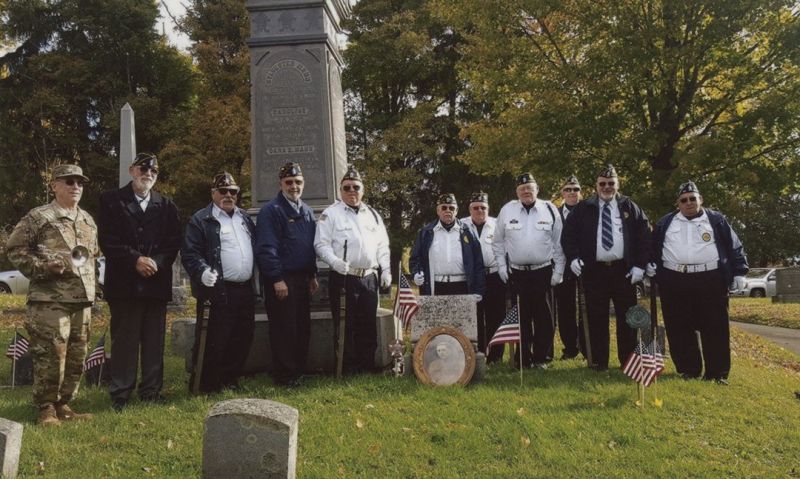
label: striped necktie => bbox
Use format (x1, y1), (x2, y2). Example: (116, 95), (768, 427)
(601, 202), (613, 250)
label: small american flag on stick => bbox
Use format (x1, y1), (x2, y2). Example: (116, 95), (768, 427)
(83, 335), (106, 372)
(622, 339), (664, 387)
(487, 305), (521, 353)
(393, 273), (419, 329)
(5, 333), (29, 360)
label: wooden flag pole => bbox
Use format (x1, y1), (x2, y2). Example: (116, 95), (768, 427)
(649, 280), (663, 407)
(635, 328), (644, 408)
(517, 295), (523, 387)
(10, 328), (17, 389)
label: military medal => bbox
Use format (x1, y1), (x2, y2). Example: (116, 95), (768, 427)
(702, 232), (711, 242)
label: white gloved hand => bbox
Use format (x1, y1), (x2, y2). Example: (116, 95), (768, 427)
(473, 294), (483, 302)
(570, 259), (583, 277)
(201, 268), (218, 287)
(380, 270), (392, 289)
(646, 262), (657, 278)
(413, 271), (425, 286)
(333, 259), (349, 276)
(550, 271), (563, 287)
(498, 268), (509, 284)
(628, 266), (645, 284)
(732, 276), (747, 291)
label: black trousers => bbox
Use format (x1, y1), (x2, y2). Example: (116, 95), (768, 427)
(330, 272), (379, 373)
(432, 281), (468, 295)
(189, 281), (255, 393)
(510, 266), (553, 366)
(659, 268), (730, 380)
(554, 273), (580, 357)
(108, 298), (167, 401)
(264, 271), (311, 384)
(478, 272), (507, 363)
(582, 261), (636, 368)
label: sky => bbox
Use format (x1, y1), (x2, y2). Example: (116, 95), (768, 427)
(158, 0), (193, 52)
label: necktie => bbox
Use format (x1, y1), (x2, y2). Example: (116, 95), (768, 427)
(601, 202), (613, 251)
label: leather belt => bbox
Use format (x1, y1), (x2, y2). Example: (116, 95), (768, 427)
(510, 261), (550, 271)
(224, 280), (252, 289)
(597, 259), (624, 267)
(434, 274), (467, 282)
(663, 260), (718, 273)
(485, 266), (499, 274)
(348, 267), (377, 278)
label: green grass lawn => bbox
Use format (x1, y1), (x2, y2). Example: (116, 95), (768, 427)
(1, 294), (799, 478)
(730, 297), (800, 330)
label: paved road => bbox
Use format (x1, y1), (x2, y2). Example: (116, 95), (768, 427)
(731, 321), (800, 356)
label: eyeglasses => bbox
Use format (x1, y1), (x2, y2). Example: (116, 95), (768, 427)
(679, 196), (698, 204)
(342, 184), (362, 192)
(439, 205), (457, 211)
(139, 165), (159, 175)
(62, 178), (84, 187)
(216, 188), (239, 196)
(283, 179), (304, 186)
(562, 187), (581, 193)
(471, 206), (487, 211)
(598, 181), (616, 188)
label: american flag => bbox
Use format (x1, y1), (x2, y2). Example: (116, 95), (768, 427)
(5, 333), (29, 360)
(622, 338), (665, 387)
(393, 274), (419, 329)
(83, 336), (106, 372)
(487, 305), (521, 353)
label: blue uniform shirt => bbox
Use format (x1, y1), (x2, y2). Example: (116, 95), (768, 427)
(255, 191), (317, 284)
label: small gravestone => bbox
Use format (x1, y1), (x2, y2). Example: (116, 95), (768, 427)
(7, 355), (33, 386)
(170, 318), (196, 357)
(203, 398), (298, 479)
(773, 267), (800, 303)
(411, 295), (478, 342)
(0, 417), (23, 479)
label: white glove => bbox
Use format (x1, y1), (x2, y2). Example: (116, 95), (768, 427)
(732, 276), (746, 291)
(550, 271), (563, 286)
(498, 268), (509, 283)
(570, 259), (583, 277)
(380, 270), (392, 289)
(201, 268), (218, 287)
(413, 271), (425, 286)
(473, 294), (483, 302)
(646, 262), (657, 278)
(628, 266), (645, 284)
(332, 259), (349, 276)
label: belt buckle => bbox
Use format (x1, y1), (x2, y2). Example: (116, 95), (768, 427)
(352, 268), (364, 277)
(602, 261), (613, 266)
(679, 264), (688, 273)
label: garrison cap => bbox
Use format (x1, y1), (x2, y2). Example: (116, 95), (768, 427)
(598, 164), (618, 178)
(562, 174), (580, 189)
(279, 162), (303, 179)
(517, 172), (536, 186)
(341, 165), (363, 183)
(469, 191), (488, 204)
(437, 193), (457, 206)
(678, 181), (700, 197)
(213, 171), (240, 191)
(53, 164), (90, 183)
(132, 153), (158, 170)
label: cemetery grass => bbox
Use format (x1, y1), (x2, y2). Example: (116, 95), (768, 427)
(729, 297), (800, 329)
(0, 298), (797, 478)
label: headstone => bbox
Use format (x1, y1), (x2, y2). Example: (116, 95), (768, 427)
(8, 356), (33, 386)
(119, 103), (135, 187)
(0, 417), (23, 479)
(203, 398), (298, 479)
(411, 295), (479, 342)
(773, 267), (800, 303)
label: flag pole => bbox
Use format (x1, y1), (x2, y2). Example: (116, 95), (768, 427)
(650, 280), (663, 407)
(517, 295), (523, 387)
(97, 328), (109, 387)
(10, 328), (17, 389)
(635, 328), (644, 408)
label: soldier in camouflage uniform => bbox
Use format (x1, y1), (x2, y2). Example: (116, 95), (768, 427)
(6, 164), (100, 426)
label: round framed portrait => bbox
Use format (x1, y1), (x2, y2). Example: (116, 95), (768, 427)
(413, 326), (476, 386)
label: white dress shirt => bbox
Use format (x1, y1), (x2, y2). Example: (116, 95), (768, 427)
(493, 199), (565, 275)
(662, 210), (719, 265)
(212, 204), (254, 282)
(461, 216), (499, 270)
(135, 193), (150, 212)
(595, 198), (625, 262)
(314, 201), (390, 273)
(430, 221), (465, 276)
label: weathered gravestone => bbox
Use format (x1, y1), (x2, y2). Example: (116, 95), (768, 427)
(203, 399), (298, 479)
(773, 267), (800, 303)
(0, 417), (22, 479)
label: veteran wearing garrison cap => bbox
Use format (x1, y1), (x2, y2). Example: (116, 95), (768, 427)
(554, 175), (583, 360)
(410, 194), (485, 297)
(255, 162), (318, 387)
(493, 173), (565, 369)
(182, 172), (256, 392)
(315, 166), (391, 374)
(7, 164), (100, 425)
(561, 164), (651, 371)
(651, 181), (748, 384)
(99, 153), (181, 411)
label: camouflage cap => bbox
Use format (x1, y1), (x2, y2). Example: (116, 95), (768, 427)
(279, 162), (303, 179)
(437, 193), (457, 206)
(517, 172), (536, 186)
(469, 191), (488, 204)
(132, 153), (159, 171)
(341, 165), (363, 183)
(562, 174), (580, 189)
(678, 181), (699, 197)
(598, 164), (618, 178)
(53, 164), (90, 183)
(213, 171), (240, 191)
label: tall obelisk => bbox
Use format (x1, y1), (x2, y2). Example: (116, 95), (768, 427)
(246, 0), (351, 212)
(119, 103), (136, 187)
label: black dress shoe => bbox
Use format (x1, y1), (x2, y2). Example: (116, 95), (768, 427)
(560, 352), (579, 360)
(140, 394), (168, 404)
(589, 364), (609, 372)
(111, 399), (127, 413)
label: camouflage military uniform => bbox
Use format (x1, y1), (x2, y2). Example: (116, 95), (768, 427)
(6, 200), (99, 409)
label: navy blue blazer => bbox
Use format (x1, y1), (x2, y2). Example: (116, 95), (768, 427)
(254, 192), (317, 284)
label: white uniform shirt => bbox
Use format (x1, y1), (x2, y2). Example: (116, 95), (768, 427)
(493, 199), (565, 275)
(212, 204), (254, 282)
(135, 193), (150, 212)
(595, 198), (625, 262)
(314, 201), (390, 273)
(662, 210), (719, 265)
(429, 221), (465, 276)
(461, 216), (498, 270)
